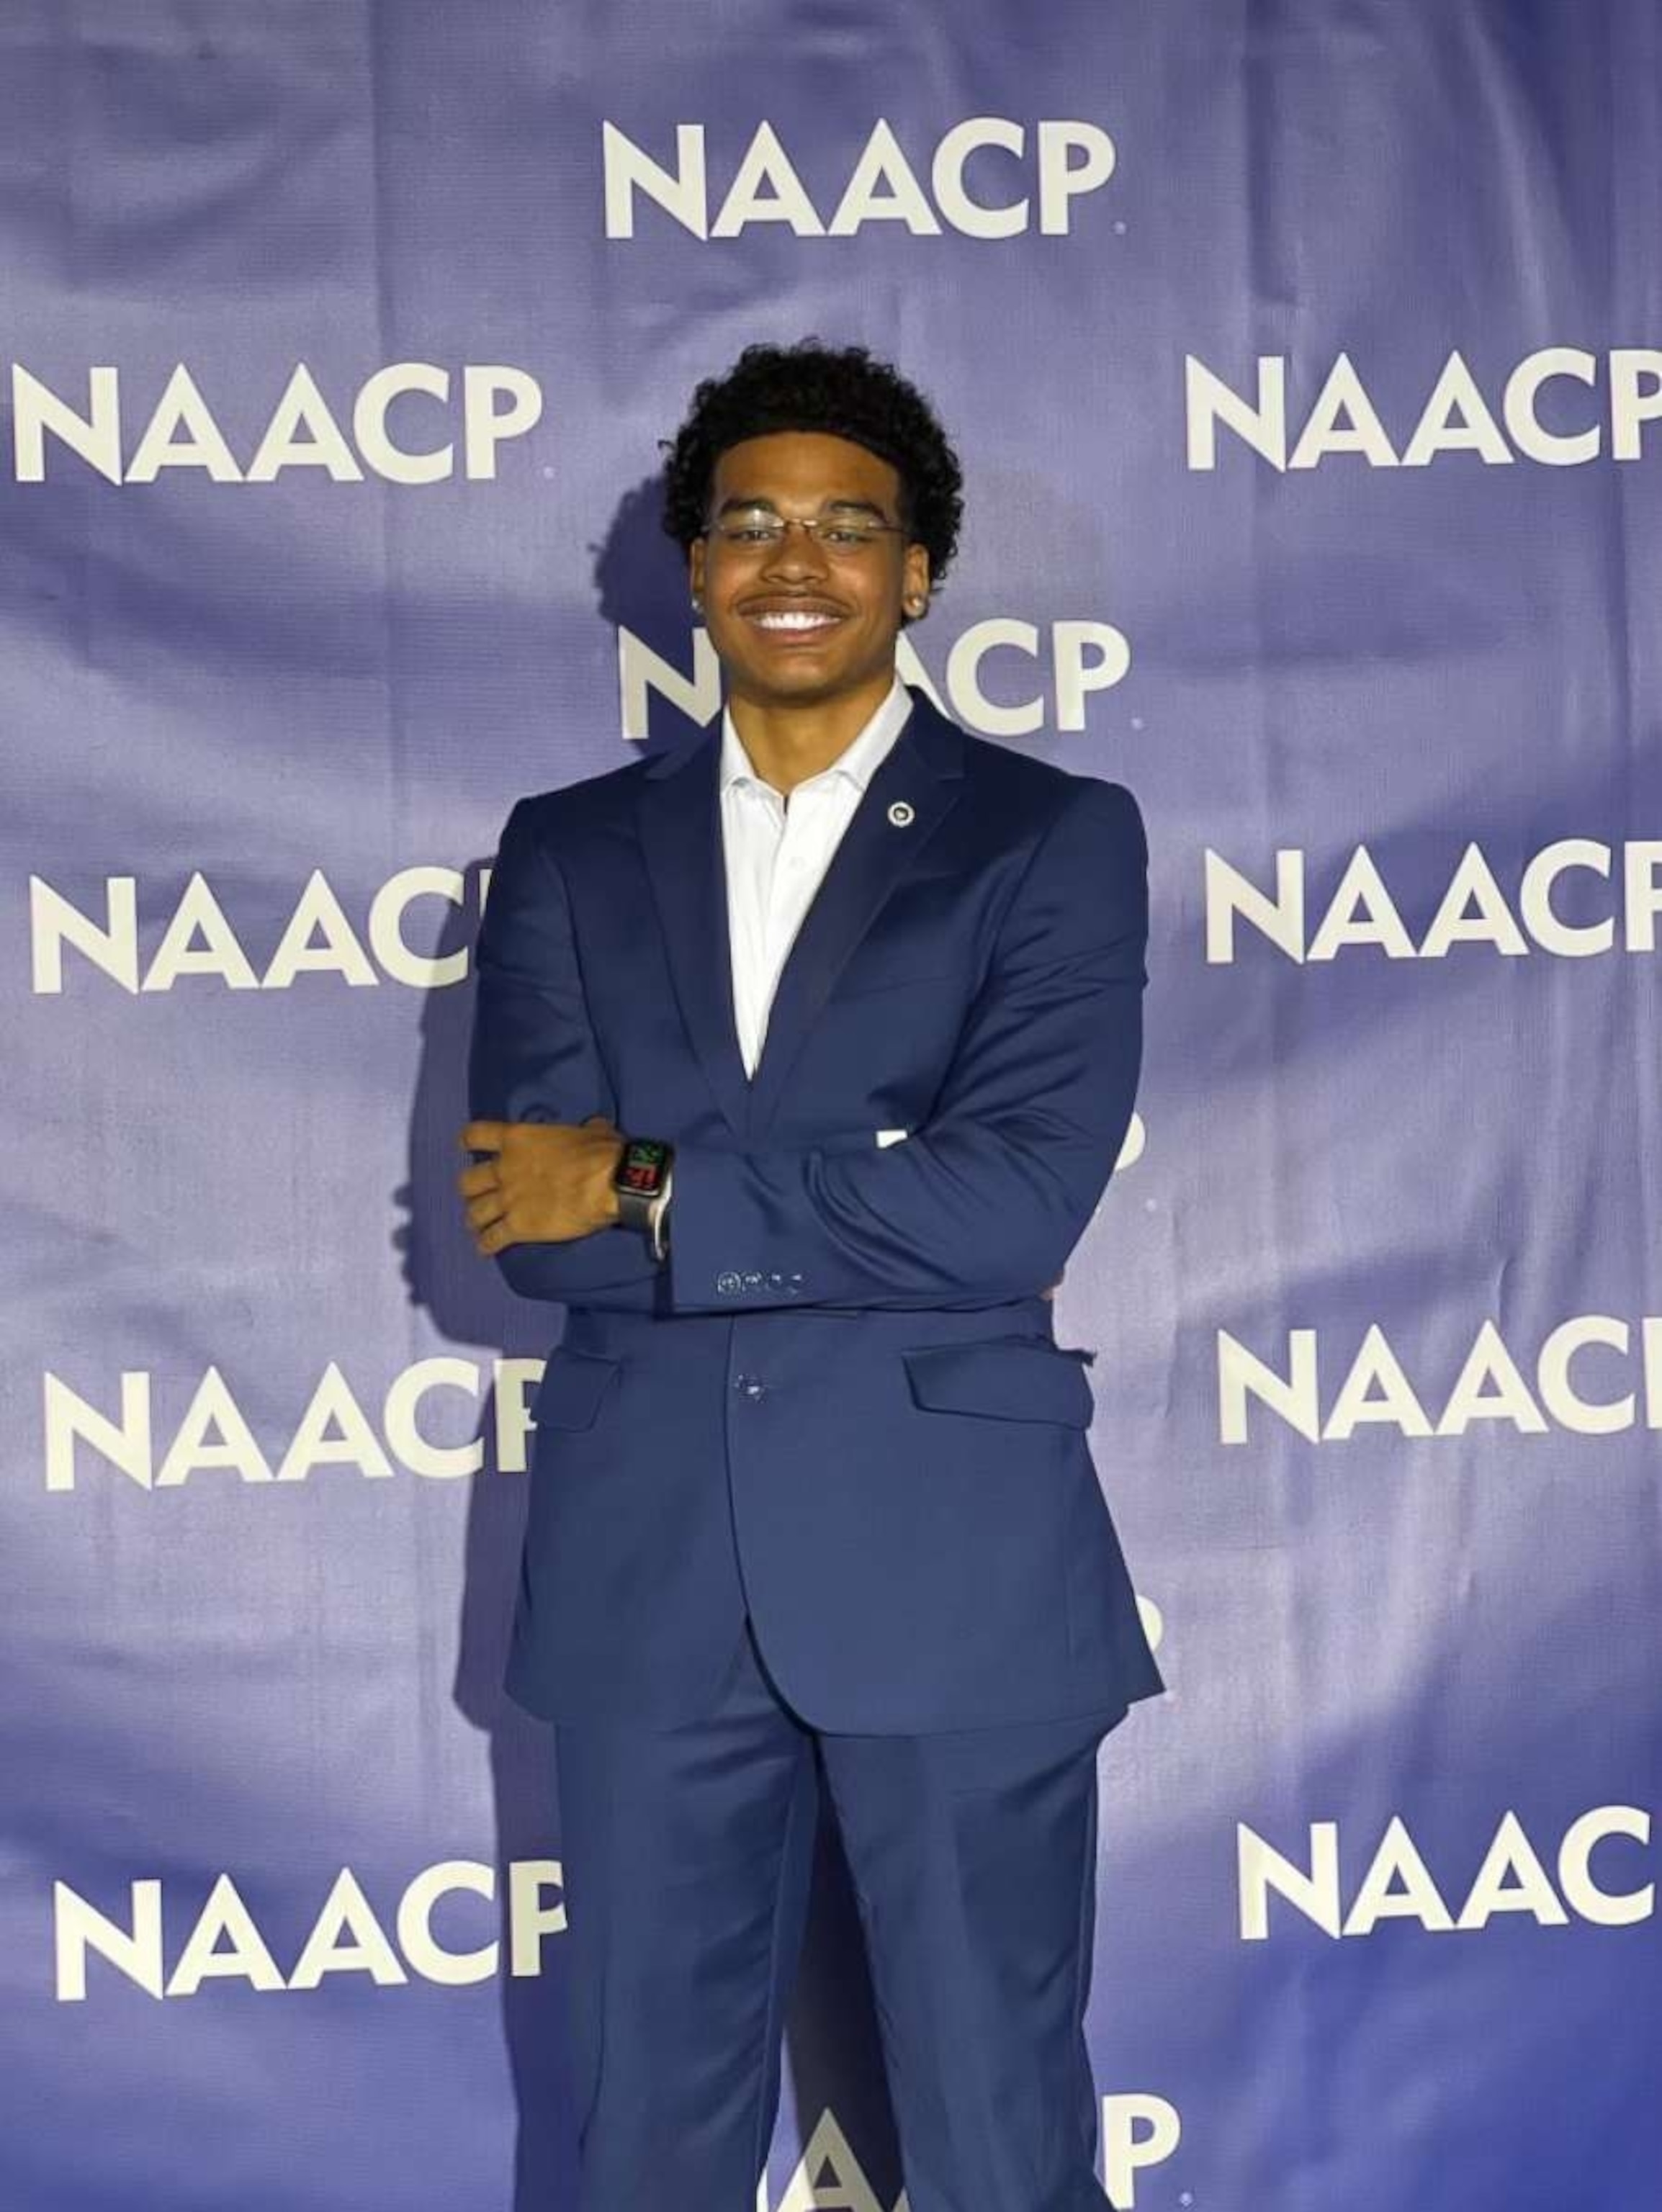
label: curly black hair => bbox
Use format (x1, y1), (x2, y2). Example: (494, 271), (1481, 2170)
(660, 340), (963, 588)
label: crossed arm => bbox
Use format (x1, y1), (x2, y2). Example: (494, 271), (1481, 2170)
(461, 778), (1148, 1312)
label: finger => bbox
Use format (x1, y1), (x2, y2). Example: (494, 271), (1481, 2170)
(477, 1219), (520, 1255)
(581, 1114), (616, 1130)
(459, 1121), (506, 1154)
(457, 1161), (500, 1197)
(467, 1192), (510, 1233)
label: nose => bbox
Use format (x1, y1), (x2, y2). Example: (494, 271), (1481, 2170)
(761, 518), (832, 582)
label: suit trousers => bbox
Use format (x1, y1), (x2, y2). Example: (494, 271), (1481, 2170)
(551, 1617), (1124, 2211)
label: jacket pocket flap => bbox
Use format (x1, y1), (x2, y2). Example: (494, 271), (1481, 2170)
(902, 1341), (1094, 1427)
(531, 1348), (621, 1432)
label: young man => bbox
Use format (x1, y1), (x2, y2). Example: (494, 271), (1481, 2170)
(459, 341), (1161, 2211)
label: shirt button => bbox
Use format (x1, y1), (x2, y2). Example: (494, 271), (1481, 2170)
(735, 1375), (768, 1401)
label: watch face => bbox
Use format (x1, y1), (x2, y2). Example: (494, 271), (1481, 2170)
(617, 1138), (670, 1195)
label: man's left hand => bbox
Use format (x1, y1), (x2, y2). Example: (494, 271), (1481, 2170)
(458, 1117), (623, 1252)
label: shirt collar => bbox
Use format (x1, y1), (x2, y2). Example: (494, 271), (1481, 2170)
(719, 675), (913, 798)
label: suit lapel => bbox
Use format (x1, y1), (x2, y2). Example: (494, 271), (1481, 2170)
(635, 688), (968, 1142)
(745, 691), (966, 1134)
(636, 729), (753, 1140)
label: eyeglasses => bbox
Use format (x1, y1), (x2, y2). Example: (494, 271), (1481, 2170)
(704, 511), (907, 556)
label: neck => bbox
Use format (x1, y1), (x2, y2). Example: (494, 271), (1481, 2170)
(727, 670), (896, 796)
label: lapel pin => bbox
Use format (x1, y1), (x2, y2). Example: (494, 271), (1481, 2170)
(887, 801), (915, 827)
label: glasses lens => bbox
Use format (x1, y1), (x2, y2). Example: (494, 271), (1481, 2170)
(711, 513), (887, 552)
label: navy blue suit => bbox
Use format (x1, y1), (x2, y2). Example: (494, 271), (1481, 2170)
(470, 688), (1160, 2208)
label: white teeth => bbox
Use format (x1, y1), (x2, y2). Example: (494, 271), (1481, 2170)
(753, 611), (837, 630)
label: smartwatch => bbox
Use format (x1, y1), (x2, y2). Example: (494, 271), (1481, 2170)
(612, 1136), (675, 1262)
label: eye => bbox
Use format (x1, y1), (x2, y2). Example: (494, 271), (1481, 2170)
(822, 526), (873, 549)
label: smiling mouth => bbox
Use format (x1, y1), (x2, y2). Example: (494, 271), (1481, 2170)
(740, 600), (847, 637)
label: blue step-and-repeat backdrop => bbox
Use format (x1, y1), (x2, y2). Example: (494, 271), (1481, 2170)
(3, 4), (1657, 2207)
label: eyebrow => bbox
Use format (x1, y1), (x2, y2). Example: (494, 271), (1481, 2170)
(711, 494), (894, 521)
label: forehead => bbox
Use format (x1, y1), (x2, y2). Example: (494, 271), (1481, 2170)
(709, 431), (901, 511)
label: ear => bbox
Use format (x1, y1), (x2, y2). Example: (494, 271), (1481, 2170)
(902, 540), (930, 612)
(689, 538), (707, 603)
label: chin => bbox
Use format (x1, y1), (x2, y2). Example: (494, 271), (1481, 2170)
(732, 657), (852, 703)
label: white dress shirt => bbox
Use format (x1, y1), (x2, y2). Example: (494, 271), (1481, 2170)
(719, 675), (913, 1079)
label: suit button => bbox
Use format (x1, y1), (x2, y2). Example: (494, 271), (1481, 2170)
(734, 1375), (768, 1401)
(717, 1272), (742, 1296)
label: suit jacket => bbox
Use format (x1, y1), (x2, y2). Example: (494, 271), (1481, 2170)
(469, 685), (1164, 1732)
